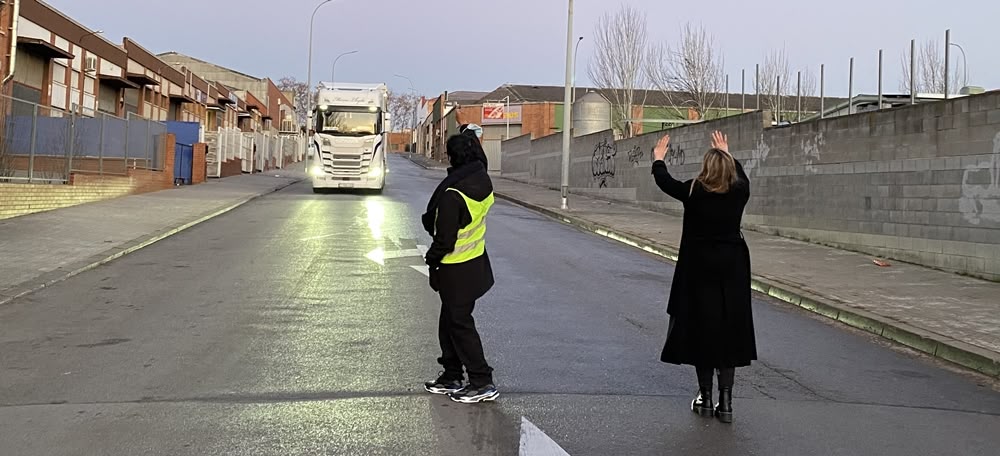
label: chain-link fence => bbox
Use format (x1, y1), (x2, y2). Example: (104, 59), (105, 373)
(0, 95), (167, 184)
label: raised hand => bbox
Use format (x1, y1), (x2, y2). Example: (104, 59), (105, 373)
(711, 131), (729, 153)
(653, 134), (671, 162)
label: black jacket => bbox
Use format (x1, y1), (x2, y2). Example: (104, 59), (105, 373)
(653, 158), (757, 368)
(424, 164), (495, 303)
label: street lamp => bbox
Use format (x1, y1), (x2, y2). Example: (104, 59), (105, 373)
(306, 0), (333, 133)
(331, 50), (358, 84)
(572, 36), (583, 105)
(79, 30), (104, 42)
(950, 42), (968, 89)
(560, 0), (574, 210)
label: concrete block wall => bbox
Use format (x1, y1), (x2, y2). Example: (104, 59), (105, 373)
(501, 91), (1000, 280)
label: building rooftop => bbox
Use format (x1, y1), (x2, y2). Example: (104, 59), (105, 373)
(475, 84), (846, 112)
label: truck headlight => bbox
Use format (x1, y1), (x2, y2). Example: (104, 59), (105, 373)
(368, 167), (383, 177)
(311, 166), (325, 176)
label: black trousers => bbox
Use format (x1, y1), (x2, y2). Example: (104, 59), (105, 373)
(696, 366), (736, 389)
(437, 296), (493, 387)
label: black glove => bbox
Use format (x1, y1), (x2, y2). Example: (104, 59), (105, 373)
(428, 266), (440, 292)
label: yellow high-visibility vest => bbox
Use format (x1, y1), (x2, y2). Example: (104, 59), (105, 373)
(440, 188), (494, 264)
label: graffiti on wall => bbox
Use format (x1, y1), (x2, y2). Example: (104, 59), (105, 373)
(742, 134), (771, 177)
(592, 139), (617, 188)
(627, 145), (645, 166)
(666, 144), (686, 166)
(801, 132), (826, 174)
(959, 132), (1000, 225)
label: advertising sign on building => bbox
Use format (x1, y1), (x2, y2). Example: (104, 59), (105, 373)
(482, 103), (522, 125)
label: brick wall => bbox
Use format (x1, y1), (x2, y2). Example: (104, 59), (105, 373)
(192, 143), (207, 184)
(521, 103), (556, 139)
(220, 159), (242, 178)
(504, 91), (1000, 280)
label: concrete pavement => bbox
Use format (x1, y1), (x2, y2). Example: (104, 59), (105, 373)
(403, 153), (1000, 378)
(0, 165), (305, 307)
(1, 155), (997, 455)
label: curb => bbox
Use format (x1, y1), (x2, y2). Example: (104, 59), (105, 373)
(0, 178), (303, 307)
(494, 191), (1000, 379)
(403, 153), (446, 171)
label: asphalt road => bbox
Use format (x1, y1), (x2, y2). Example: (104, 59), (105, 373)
(1, 155), (998, 456)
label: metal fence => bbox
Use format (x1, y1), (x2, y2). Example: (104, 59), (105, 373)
(205, 128), (303, 177)
(0, 95), (167, 184)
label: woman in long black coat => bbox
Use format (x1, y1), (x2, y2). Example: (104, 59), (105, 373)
(651, 131), (757, 424)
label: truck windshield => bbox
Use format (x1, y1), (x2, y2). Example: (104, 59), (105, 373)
(315, 107), (380, 136)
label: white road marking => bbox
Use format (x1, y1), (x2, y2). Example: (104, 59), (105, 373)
(519, 417), (571, 456)
(365, 246), (429, 271)
(411, 265), (430, 277)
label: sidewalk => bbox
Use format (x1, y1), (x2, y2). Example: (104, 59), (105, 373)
(486, 176), (1000, 378)
(0, 165), (305, 306)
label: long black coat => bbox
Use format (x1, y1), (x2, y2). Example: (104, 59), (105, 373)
(652, 159), (757, 368)
(424, 165), (495, 304)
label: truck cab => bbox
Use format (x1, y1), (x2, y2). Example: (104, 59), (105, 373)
(310, 82), (390, 193)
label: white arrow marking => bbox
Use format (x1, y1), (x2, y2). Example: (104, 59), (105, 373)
(365, 246), (428, 267)
(519, 417), (571, 456)
(411, 265), (430, 277)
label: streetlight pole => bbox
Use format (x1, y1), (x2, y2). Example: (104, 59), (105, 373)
(560, 0), (574, 210)
(950, 42), (968, 89)
(306, 0), (333, 135)
(331, 50), (358, 85)
(500, 95), (511, 140)
(572, 36), (584, 105)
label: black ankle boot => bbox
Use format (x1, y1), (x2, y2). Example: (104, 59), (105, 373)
(715, 387), (733, 423)
(691, 388), (714, 417)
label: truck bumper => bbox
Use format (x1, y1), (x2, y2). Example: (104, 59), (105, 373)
(312, 174), (384, 190)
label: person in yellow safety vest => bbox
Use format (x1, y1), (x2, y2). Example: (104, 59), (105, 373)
(420, 132), (498, 404)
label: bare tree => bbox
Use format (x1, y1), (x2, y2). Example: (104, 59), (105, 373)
(899, 39), (963, 94)
(758, 48), (792, 119)
(276, 77), (310, 125)
(588, 4), (649, 138)
(647, 23), (725, 121)
(800, 68), (818, 98)
(387, 90), (419, 132)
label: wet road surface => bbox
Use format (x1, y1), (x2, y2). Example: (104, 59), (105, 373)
(1, 156), (998, 455)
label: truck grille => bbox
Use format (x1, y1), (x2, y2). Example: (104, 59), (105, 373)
(320, 149), (373, 175)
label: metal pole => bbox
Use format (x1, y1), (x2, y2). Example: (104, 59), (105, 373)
(572, 36), (583, 105)
(145, 118), (151, 169)
(67, 108), (76, 179)
(505, 96), (510, 140)
(755, 64), (760, 110)
(944, 29), (950, 98)
(741, 69), (745, 112)
(28, 104), (38, 182)
(951, 42), (968, 89)
(725, 74), (729, 117)
(776, 75), (781, 123)
(98, 113), (105, 175)
(910, 39), (917, 105)
(306, 0), (332, 140)
(848, 57), (854, 115)
(124, 113), (130, 165)
(796, 71), (802, 122)
(331, 50), (358, 84)
(820, 64), (825, 119)
(560, 0), (574, 210)
(878, 49), (883, 110)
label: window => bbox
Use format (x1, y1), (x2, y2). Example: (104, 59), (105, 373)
(52, 63), (67, 85)
(71, 71), (81, 90)
(316, 106), (381, 136)
(84, 76), (96, 94)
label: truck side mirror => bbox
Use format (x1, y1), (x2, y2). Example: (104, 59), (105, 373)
(383, 113), (392, 133)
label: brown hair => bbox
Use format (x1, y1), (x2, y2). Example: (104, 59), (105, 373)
(696, 148), (739, 194)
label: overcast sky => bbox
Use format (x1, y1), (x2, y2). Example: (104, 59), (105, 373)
(45, 0), (1000, 99)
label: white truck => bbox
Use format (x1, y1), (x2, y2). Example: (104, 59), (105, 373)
(310, 82), (390, 193)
